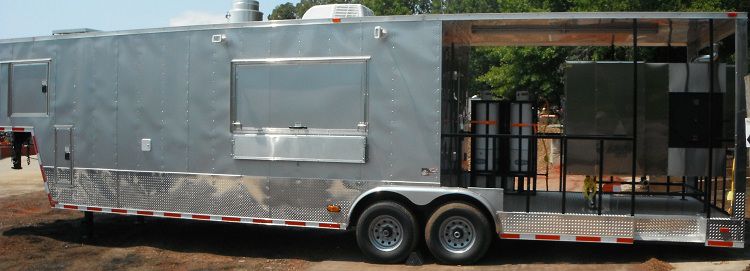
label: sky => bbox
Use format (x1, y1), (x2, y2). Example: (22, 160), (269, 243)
(0, 0), (300, 39)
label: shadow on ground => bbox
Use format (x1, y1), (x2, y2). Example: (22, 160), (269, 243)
(5, 213), (750, 265)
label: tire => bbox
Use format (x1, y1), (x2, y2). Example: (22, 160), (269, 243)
(425, 202), (492, 265)
(355, 201), (419, 263)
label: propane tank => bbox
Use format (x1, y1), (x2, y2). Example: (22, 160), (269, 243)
(228, 0), (263, 23)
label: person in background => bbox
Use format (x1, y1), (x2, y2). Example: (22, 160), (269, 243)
(11, 133), (31, 170)
(583, 175), (597, 209)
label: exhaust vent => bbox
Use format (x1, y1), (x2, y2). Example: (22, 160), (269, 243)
(228, 0), (263, 23)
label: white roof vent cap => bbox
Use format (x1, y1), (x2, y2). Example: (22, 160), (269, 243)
(302, 4), (374, 20)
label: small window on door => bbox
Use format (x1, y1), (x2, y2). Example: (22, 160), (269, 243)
(7, 61), (50, 117)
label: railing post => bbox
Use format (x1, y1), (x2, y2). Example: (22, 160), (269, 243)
(630, 19), (638, 216)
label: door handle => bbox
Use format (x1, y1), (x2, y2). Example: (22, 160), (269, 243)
(41, 81), (48, 94)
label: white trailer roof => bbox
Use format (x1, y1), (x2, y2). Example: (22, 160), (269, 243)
(0, 12), (745, 48)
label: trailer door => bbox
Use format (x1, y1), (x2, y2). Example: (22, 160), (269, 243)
(54, 126), (73, 185)
(8, 61), (50, 117)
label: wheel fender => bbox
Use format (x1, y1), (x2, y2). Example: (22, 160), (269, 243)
(348, 186), (503, 231)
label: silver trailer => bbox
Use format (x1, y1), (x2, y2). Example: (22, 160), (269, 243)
(0, 6), (747, 264)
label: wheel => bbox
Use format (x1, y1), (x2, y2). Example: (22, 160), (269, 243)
(425, 202), (492, 265)
(355, 201), (419, 263)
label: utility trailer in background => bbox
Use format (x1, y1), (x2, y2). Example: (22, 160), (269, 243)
(0, 5), (747, 264)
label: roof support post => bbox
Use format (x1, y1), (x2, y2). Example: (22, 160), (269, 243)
(706, 19), (715, 218)
(733, 17), (748, 219)
(631, 19), (638, 216)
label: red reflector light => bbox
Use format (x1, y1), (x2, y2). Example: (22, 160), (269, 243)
(332, 18), (341, 23)
(727, 12), (738, 17)
(222, 217), (241, 222)
(535, 234), (560, 240)
(500, 233), (520, 239)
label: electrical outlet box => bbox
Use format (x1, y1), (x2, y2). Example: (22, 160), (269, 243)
(141, 139), (152, 152)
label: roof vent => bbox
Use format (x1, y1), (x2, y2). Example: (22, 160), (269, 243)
(228, 0), (263, 23)
(52, 28), (100, 36)
(302, 4), (374, 20)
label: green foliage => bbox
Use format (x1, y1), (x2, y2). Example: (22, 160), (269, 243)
(476, 47), (569, 103)
(360, 0), (432, 15)
(432, 0), (502, 14)
(268, 2), (298, 20)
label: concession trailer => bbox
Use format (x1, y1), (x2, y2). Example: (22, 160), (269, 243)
(0, 1), (747, 264)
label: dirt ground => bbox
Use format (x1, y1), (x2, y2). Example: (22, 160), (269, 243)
(2, 157), (750, 271)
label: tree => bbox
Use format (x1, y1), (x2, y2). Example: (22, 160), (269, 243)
(360, 0), (432, 15)
(476, 47), (570, 103)
(268, 2), (298, 20)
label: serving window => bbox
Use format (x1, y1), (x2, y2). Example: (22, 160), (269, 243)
(230, 56), (369, 163)
(231, 57), (368, 132)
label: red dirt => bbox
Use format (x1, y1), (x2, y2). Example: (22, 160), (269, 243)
(0, 192), (310, 271)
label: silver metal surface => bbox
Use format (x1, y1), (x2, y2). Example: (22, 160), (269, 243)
(439, 216), (477, 253)
(231, 56), (371, 63)
(0, 58), (53, 64)
(668, 63), (726, 93)
(510, 102), (532, 172)
(635, 215), (706, 242)
(565, 62), (733, 176)
(472, 102), (498, 172)
(233, 134), (367, 163)
(732, 18), (748, 223)
(503, 192), (725, 217)
(0, 13), (744, 46)
(350, 186), (503, 230)
(52, 28), (100, 35)
(45, 167), (504, 227)
(707, 218), (744, 242)
(499, 212), (634, 237)
(368, 215), (403, 252)
(8, 61), (49, 117)
(0, 20), (441, 182)
(231, 57), (367, 131)
(228, 0), (262, 23)
(734, 192), (746, 219)
(53, 126), (73, 185)
(0, 12), (745, 247)
(667, 148), (726, 177)
(565, 62), (665, 175)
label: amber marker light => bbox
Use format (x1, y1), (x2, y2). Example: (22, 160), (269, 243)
(327, 205), (341, 213)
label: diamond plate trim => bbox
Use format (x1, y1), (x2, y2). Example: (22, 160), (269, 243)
(733, 192), (745, 219)
(707, 218), (744, 242)
(635, 215), (705, 243)
(268, 178), (376, 223)
(46, 168), (381, 225)
(499, 212), (634, 237)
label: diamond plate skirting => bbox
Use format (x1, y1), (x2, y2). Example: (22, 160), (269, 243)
(707, 218), (745, 242)
(635, 215), (705, 242)
(499, 212), (634, 237)
(45, 167), (378, 224)
(498, 212), (739, 244)
(733, 192), (746, 219)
